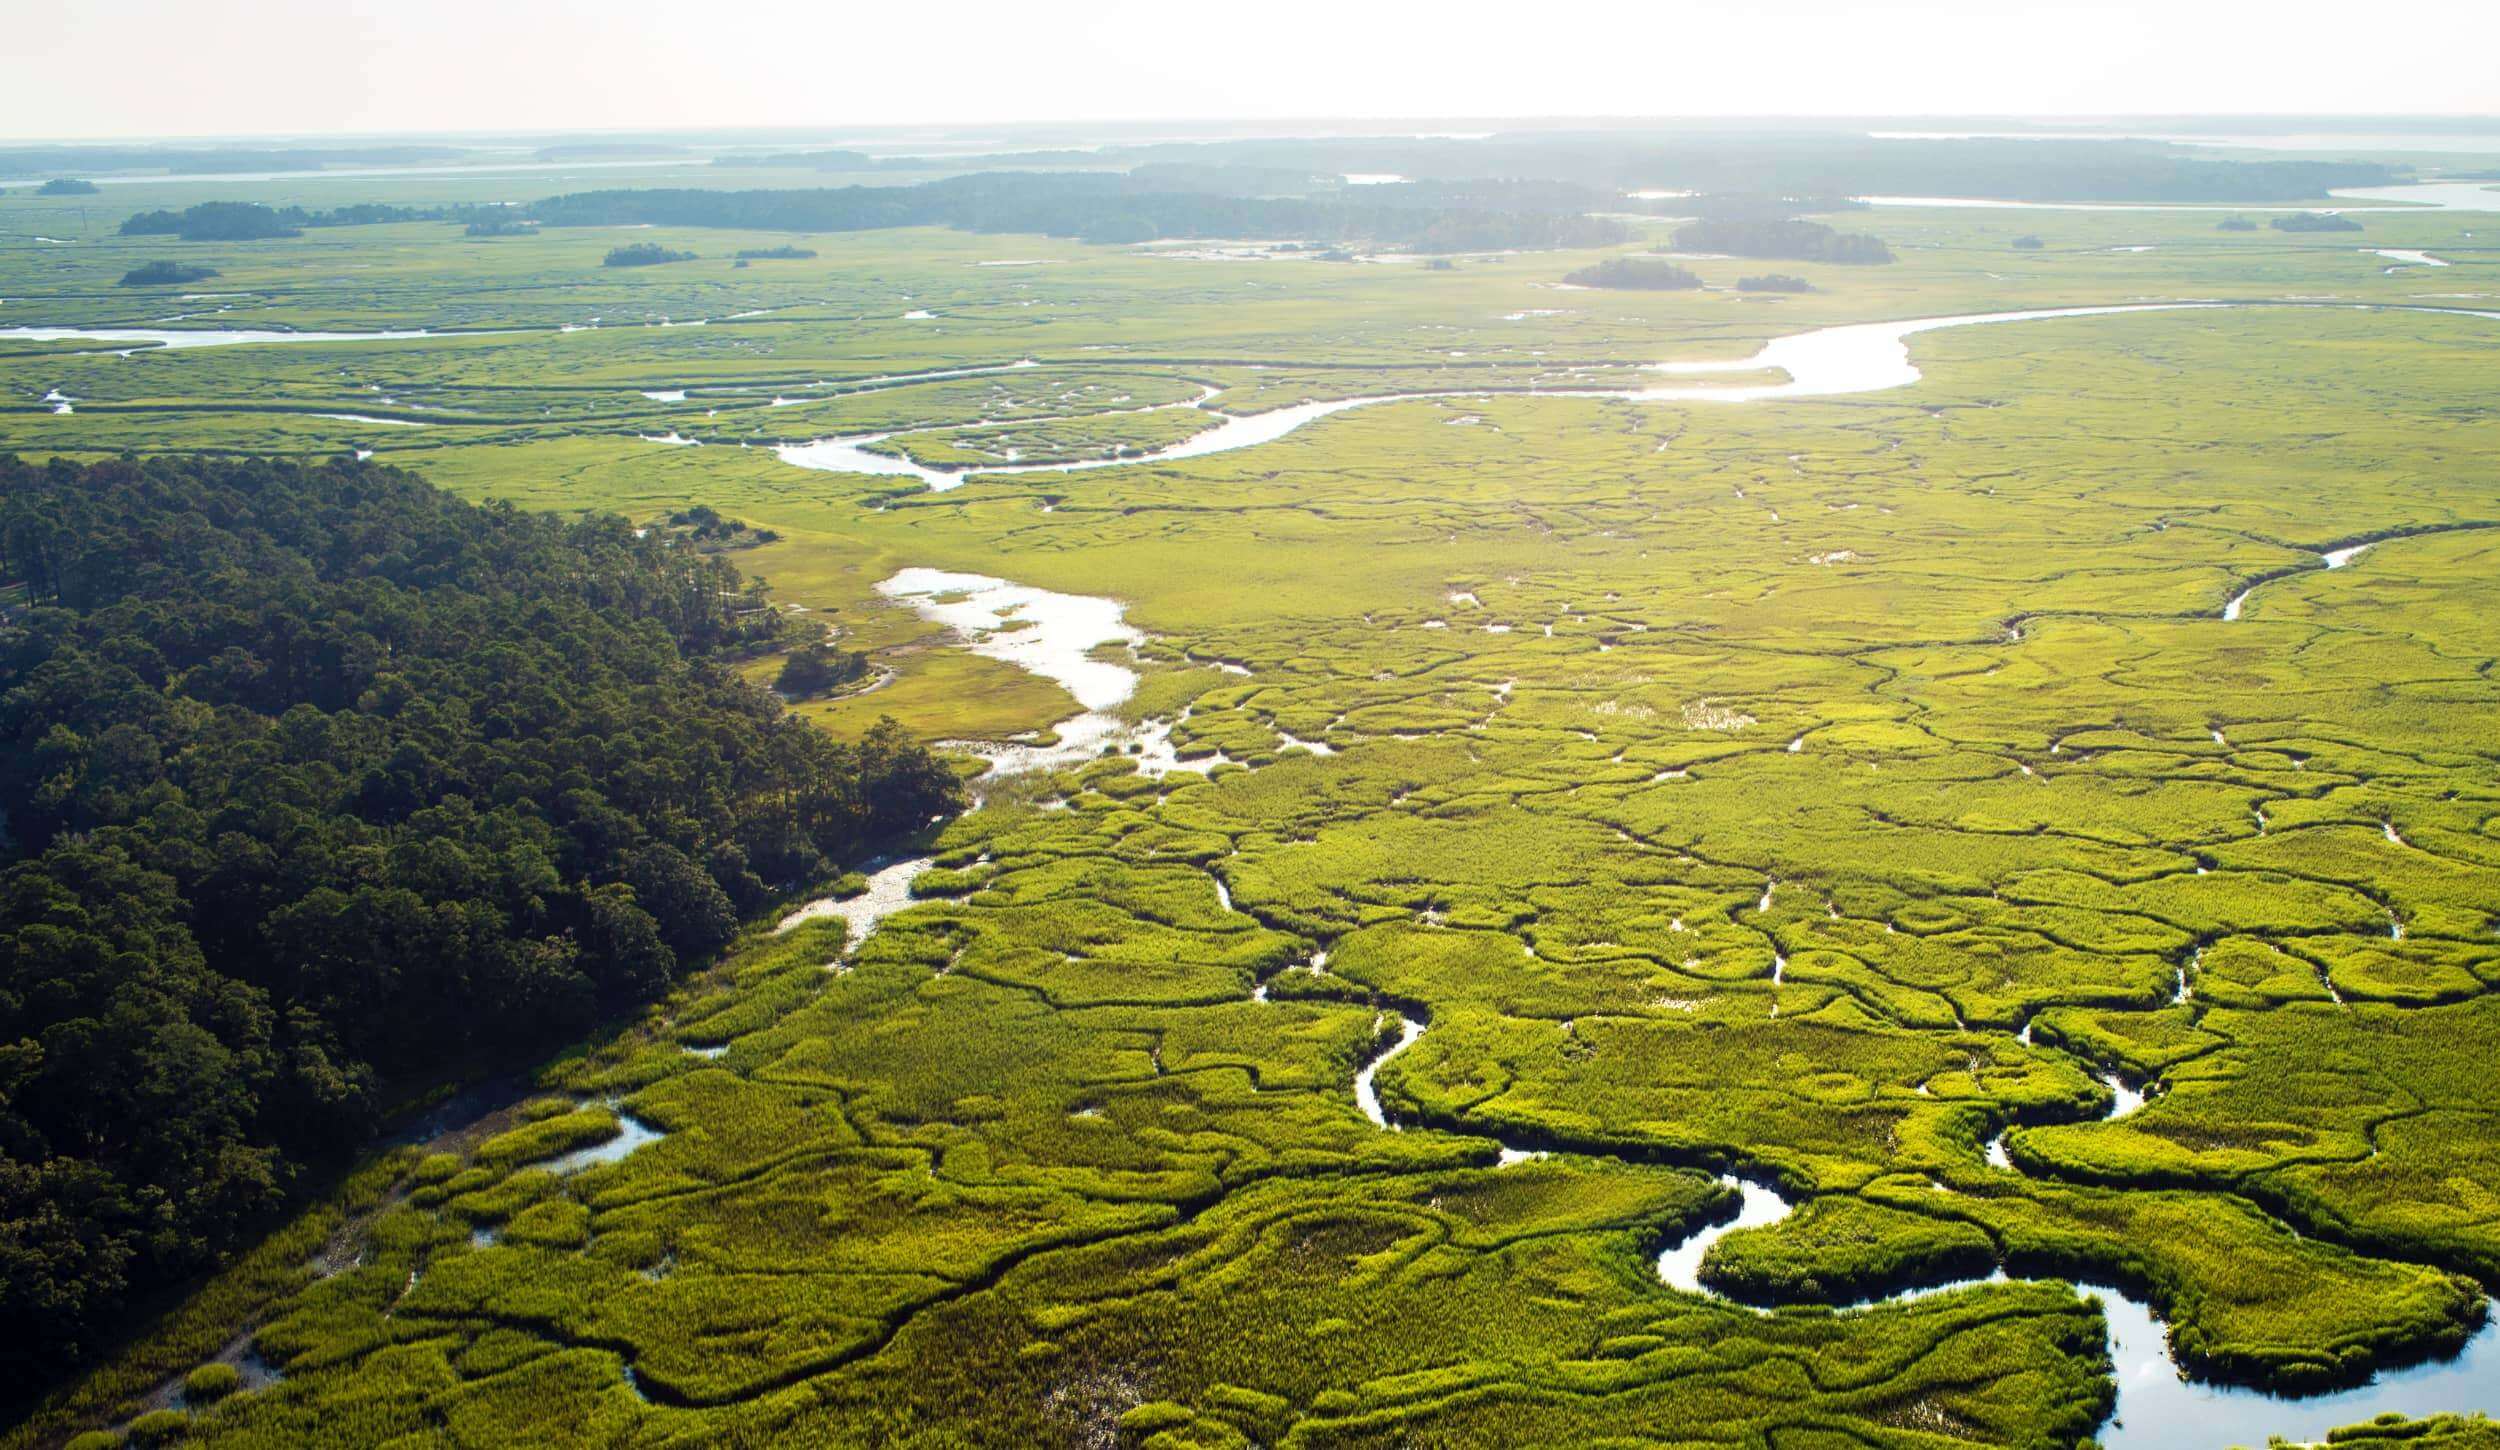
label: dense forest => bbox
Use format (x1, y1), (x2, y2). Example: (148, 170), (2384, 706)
(525, 173), (1631, 251)
(1672, 217), (1895, 263)
(0, 455), (957, 1379)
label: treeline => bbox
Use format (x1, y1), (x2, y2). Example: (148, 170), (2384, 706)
(118, 201), (458, 242)
(102, 178), (1628, 254)
(0, 454), (957, 1378)
(523, 172), (1630, 251)
(1127, 164), (1625, 218)
(1068, 134), (2403, 204)
(1673, 217), (1894, 264)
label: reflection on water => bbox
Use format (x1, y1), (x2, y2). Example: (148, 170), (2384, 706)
(2096, 1290), (2499, 1450)
(1339, 1002), (2497, 1444)
(781, 302), (2497, 492)
(0, 325), (461, 350)
(878, 568), (1140, 710)
(540, 1109), (665, 1175)
(775, 856), (935, 951)
(1654, 1176), (1792, 1295)
(1863, 182), (2500, 212)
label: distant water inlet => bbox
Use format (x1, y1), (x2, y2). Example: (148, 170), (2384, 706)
(877, 568), (1142, 713)
(1860, 181), (2500, 212)
(774, 855), (936, 949)
(0, 324), (484, 351)
(878, 570), (1233, 779)
(768, 569), (1232, 958)
(773, 302), (2497, 490)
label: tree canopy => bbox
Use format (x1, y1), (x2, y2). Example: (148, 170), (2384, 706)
(0, 454), (956, 1377)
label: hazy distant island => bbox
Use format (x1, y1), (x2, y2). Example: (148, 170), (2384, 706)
(116, 259), (220, 286)
(1673, 217), (1894, 264)
(1564, 257), (1703, 289)
(604, 242), (698, 266)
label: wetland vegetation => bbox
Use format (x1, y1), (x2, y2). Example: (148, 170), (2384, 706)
(2, 118), (2498, 1449)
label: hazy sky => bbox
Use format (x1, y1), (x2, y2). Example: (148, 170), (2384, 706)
(8, 0), (2499, 141)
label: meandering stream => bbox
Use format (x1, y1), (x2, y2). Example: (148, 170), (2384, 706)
(768, 568), (1227, 951)
(775, 301), (2497, 492)
(59, 284), (2495, 1438)
(713, 553), (2500, 1443)
(0, 324), (483, 350)
(1343, 1000), (2498, 1450)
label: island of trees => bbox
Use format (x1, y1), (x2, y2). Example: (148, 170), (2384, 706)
(1672, 217), (1894, 264)
(1737, 273), (1814, 293)
(604, 242), (698, 266)
(735, 245), (819, 260)
(116, 260), (220, 287)
(775, 638), (872, 699)
(120, 201), (447, 242)
(34, 178), (99, 196)
(1563, 257), (1702, 290)
(122, 201), (303, 240)
(2272, 212), (2364, 232)
(0, 453), (956, 1376)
